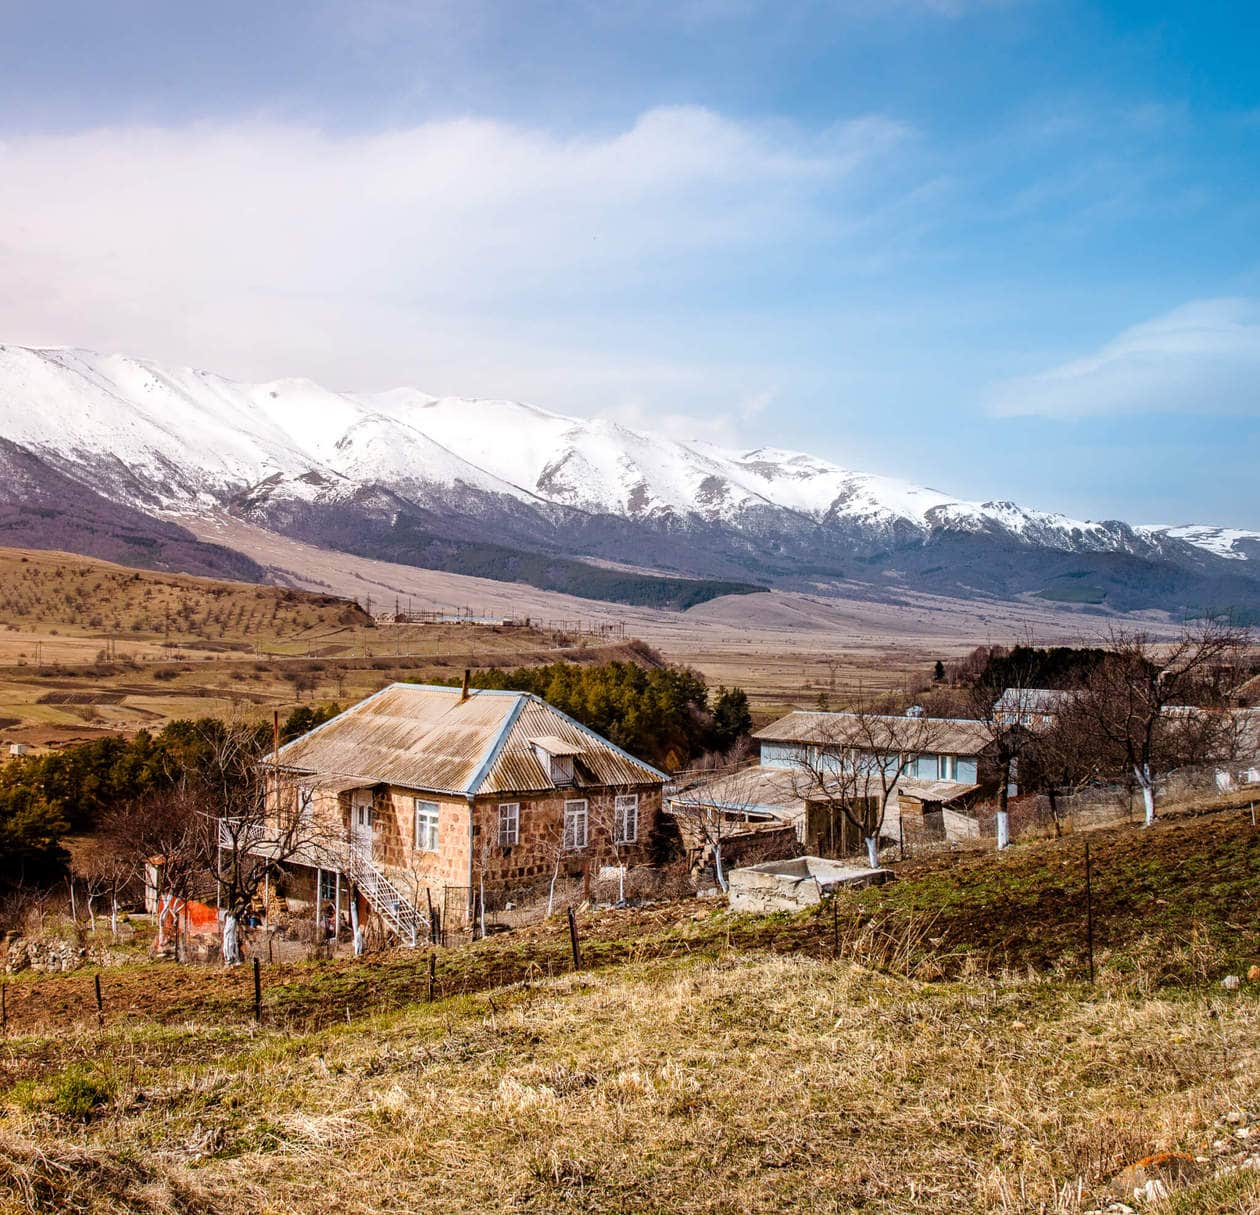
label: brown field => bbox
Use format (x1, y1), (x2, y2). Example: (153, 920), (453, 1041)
(187, 514), (1160, 706)
(0, 548), (640, 746)
(1, 803), (1256, 1214)
(0, 531), (1182, 746)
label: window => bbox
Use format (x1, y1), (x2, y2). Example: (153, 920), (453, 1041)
(563, 799), (588, 851)
(498, 802), (520, 846)
(613, 793), (639, 844)
(354, 800), (372, 831)
(550, 755), (575, 786)
(414, 799), (440, 852)
(936, 754), (957, 781)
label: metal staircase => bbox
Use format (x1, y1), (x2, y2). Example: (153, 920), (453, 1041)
(345, 843), (428, 947)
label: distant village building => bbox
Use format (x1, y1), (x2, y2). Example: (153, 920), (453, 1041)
(258, 680), (666, 944)
(669, 710), (997, 864)
(991, 687), (1074, 727)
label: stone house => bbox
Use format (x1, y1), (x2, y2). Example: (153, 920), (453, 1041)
(264, 680), (667, 944)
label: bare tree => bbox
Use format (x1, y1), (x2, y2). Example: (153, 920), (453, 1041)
(966, 676), (1047, 851)
(1073, 620), (1250, 826)
(204, 719), (337, 964)
(668, 771), (755, 892)
(109, 781), (205, 960)
(787, 708), (947, 868)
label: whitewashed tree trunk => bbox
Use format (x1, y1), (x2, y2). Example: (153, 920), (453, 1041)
(349, 895), (363, 957)
(996, 810), (1010, 850)
(865, 835), (879, 869)
(546, 857), (561, 918)
(109, 895), (118, 940)
(713, 844), (728, 892)
(1136, 765), (1155, 826)
(86, 895), (97, 935)
(222, 911), (240, 966)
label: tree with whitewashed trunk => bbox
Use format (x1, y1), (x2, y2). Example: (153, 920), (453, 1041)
(668, 765), (775, 891)
(1073, 621), (1249, 827)
(787, 707), (949, 868)
(587, 786), (641, 904)
(195, 718), (338, 964)
(964, 676), (1045, 851)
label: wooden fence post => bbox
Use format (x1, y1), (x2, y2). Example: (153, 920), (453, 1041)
(253, 957), (262, 1023)
(427, 953), (436, 1003)
(567, 906), (582, 971)
(1084, 841), (1095, 985)
(832, 897), (839, 958)
(94, 974), (103, 1028)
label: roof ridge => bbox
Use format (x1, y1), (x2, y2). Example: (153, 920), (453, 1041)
(466, 693), (531, 795)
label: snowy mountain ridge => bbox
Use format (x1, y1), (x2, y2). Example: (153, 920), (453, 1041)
(2, 342), (1242, 554)
(1, 342), (1257, 614)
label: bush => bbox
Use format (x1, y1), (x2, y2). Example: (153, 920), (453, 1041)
(12, 1064), (116, 1121)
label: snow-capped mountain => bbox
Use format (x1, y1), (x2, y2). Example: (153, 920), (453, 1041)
(0, 343), (1257, 613)
(1137, 524), (1260, 563)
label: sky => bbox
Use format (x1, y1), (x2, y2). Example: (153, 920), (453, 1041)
(1, 0), (1257, 527)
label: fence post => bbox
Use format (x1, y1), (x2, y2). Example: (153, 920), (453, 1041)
(94, 974), (104, 1028)
(1, 981), (6, 1034)
(832, 897), (839, 958)
(427, 953), (436, 1003)
(1251, 802), (1256, 828)
(1084, 841), (1095, 985)
(567, 906), (582, 971)
(253, 957), (262, 1023)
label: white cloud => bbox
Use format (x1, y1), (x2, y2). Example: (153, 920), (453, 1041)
(0, 108), (908, 425)
(986, 298), (1260, 418)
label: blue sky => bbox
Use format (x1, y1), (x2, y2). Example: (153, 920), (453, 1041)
(1, 0), (1257, 526)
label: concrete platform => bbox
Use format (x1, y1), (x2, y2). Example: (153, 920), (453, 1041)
(727, 855), (894, 914)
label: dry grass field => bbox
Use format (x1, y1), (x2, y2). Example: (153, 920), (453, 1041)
(184, 514), (1157, 710)
(1, 807), (1257, 1214)
(0, 548), (653, 746)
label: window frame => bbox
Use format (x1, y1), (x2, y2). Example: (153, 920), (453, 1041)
(562, 798), (589, 851)
(613, 792), (639, 844)
(936, 754), (957, 781)
(497, 801), (520, 847)
(413, 798), (440, 853)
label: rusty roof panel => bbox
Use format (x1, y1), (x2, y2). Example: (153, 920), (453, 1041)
(753, 711), (992, 757)
(275, 683), (665, 797)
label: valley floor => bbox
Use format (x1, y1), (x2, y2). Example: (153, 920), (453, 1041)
(187, 513), (1157, 708)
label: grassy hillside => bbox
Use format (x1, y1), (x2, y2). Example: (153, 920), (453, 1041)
(0, 547), (368, 644)
(2, 808), (1258, 1214)
(0, 548), (648, 745)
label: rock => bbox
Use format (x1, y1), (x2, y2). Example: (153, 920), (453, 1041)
(1222, 974), (1241, 991)
(1248, 964), (1260, 982)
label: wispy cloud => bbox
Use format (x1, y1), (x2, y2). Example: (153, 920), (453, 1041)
(0, 107), (908, 421)
(986, 298), (1260, 418)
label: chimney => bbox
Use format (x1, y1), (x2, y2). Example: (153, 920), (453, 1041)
(460, 669), (471, 701)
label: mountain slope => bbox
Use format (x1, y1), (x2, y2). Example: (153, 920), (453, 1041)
(0, 342), (1256, 615)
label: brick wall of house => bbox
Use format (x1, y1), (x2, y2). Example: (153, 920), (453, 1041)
(372, 788), (472, 889)
(271, 777), (663, 897)
(470, 785), (662, 886)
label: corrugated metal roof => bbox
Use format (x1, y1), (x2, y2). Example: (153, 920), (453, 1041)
(896, 778), (980, 804)
(754, 711), (992, 757)
(528, 735), (585, 757)
(667, 765), (804, 821)
(276, 683), (666, 797)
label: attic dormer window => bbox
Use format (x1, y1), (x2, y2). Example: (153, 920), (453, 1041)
(530, 736), (582, 787)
